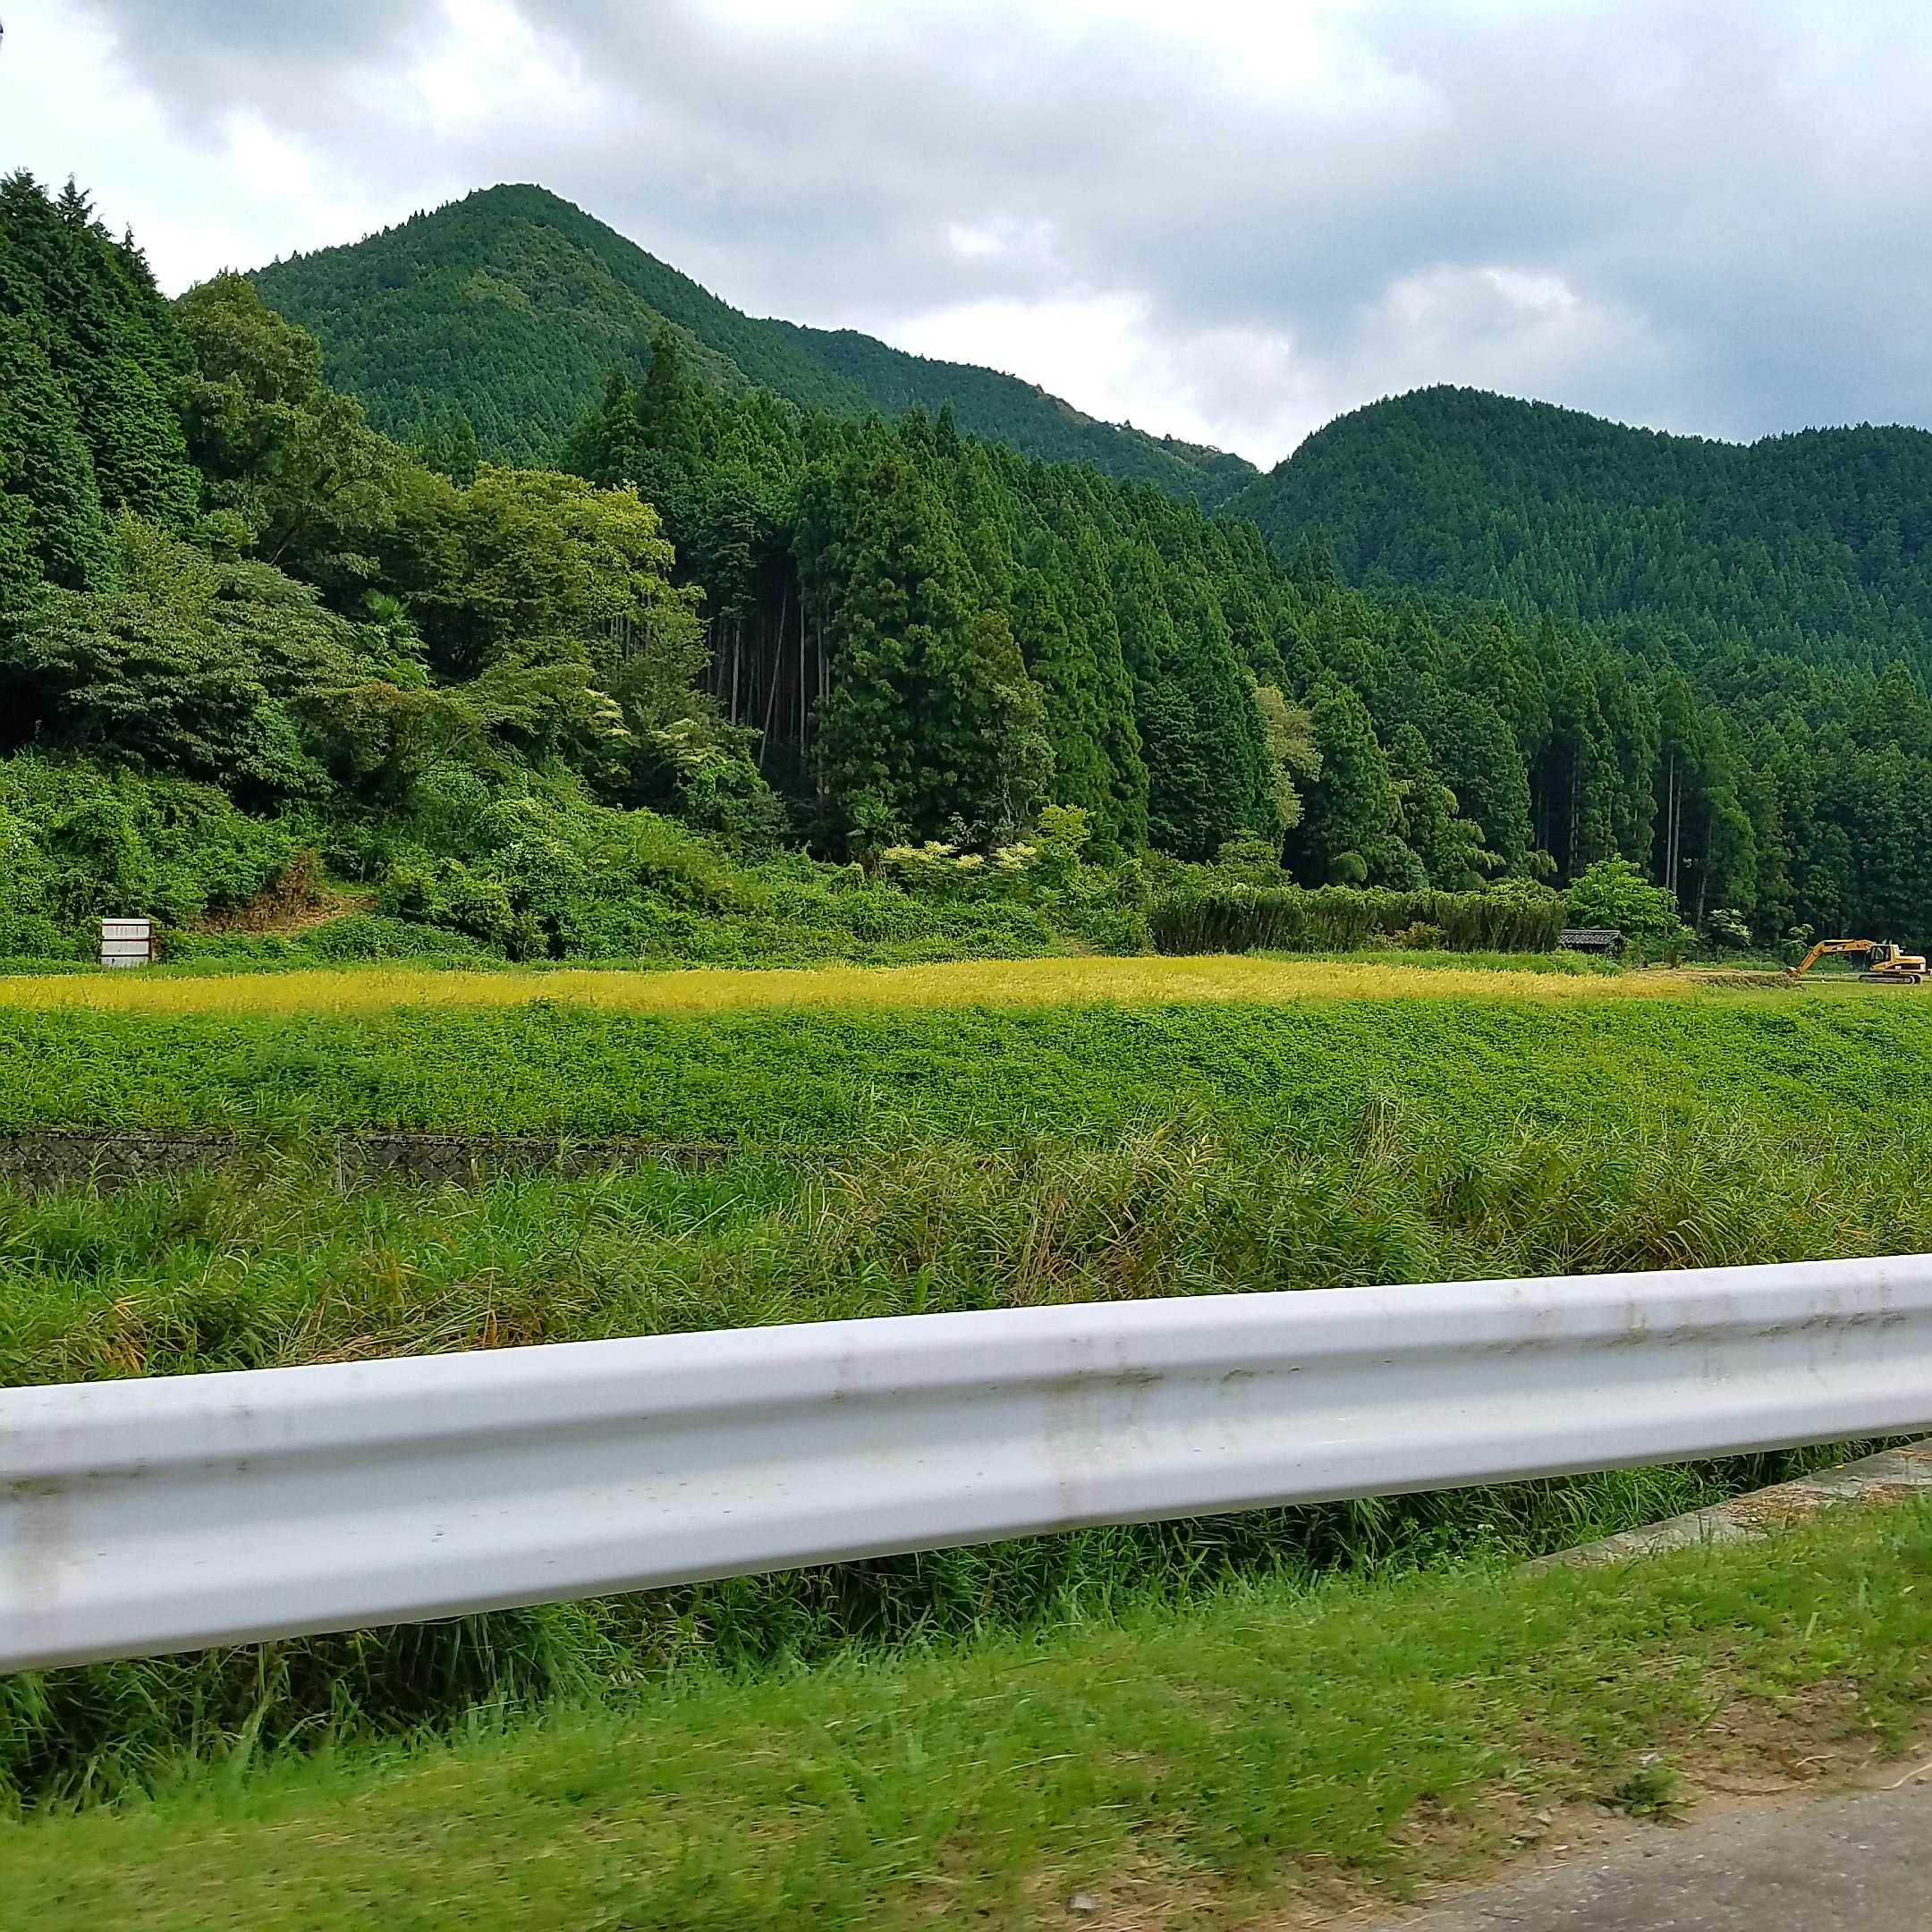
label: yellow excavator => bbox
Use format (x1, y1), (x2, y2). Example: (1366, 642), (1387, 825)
(1786, 938), (1928, 983)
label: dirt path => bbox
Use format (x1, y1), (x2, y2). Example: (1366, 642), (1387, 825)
(1344, 1772), (1932, 1930)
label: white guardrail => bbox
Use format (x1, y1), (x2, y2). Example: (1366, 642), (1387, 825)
(8, 1256), (1932, 1672)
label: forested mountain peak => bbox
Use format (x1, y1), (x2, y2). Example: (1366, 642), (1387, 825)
(1224, 384), (1932, 666)
(250, 184), (1258, 507)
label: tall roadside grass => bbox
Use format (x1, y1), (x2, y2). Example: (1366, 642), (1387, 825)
(4, 1111), (1928, 1808)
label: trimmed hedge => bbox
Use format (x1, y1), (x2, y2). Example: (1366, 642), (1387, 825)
(1148, 884), (1564, 956)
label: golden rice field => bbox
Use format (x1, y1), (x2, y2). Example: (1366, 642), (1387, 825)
(0, 953), (1734, 1014)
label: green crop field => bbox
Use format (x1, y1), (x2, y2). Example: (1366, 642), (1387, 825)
(0, 974), (1923, 1142)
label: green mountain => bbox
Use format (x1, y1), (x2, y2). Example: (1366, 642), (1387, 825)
(1224, 386), (1932, 661)
(250, 184), (1256, 508)
(765, 319), (1258, 504)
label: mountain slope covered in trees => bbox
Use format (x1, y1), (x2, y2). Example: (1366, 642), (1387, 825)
(251, 185), (1257, 508)
(1225, 386), (1932, 667)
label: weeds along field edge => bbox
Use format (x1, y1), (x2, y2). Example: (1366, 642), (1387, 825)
(4, 1115), (1931, 1807)
(0, 953), (1693, 1014)
(13, 1121), (1932, 1381)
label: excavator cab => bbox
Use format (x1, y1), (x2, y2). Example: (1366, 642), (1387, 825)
(1867, 943), (1928, 980)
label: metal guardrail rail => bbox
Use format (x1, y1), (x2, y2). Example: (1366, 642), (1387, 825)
(8, 1255), (1932, 1672)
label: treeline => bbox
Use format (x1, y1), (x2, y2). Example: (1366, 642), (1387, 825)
(4, 171), (1930, 958)
(1233, 386), (1932, 667)
(566, 335), (1932, 946)
(565, 339), (1507, 884)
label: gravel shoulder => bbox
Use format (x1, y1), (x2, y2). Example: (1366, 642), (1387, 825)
(1347, 1767), (1932, 1931)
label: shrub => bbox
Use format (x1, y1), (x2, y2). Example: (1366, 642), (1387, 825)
(1148, 882), (1564, 956)
(1385, 922), (1446, 951)
(0, 755), (308, 946)
(1564, 858), (1683, 943)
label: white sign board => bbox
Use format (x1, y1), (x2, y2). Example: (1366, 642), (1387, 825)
(99, 918), (154, 968)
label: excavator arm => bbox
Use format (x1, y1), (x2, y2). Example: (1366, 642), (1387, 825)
(1787, 939), (1877, 978)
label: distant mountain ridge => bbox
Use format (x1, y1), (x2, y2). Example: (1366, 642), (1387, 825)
(250, 184), (1257, 508)
(1224, 386), (1932, 660)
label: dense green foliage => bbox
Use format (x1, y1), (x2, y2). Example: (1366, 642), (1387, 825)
(4, 173), (1537, 964)
(1148, 881), (1564, 955)
(566, 332), (1397, 871)
(0, 757), (306, 961)
(1564, 856), (1686, 944)
(0, 175), (198, 602)
(1229, 386), (1932, 661)
(250, 184), (1256, 505)
(566, 340), (1932, 948)
(1218, 389), (1932, 945)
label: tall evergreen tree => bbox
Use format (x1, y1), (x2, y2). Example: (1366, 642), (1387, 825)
(1596, 664), (1659, 865)
(1113, 542), (1273, 858)
(1012, 558), (1125, 852)
(1390, 722), (1494, 890)
(0, 310), (113, 592)
(0, 173), (199, 535)
(1428, 690), (1533, 873)
(796, 439), (1048, 850)
(1288, 675), (1399, 885)
(638, 327), (699, 460)
(1063, 524), (1149, 853)
(1538, 664), (1620, 879)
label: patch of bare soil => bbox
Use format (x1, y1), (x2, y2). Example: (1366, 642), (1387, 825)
(194, 852), (373, 936)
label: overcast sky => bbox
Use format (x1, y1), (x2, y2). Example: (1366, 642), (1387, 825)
(7, 0), (1932, 466)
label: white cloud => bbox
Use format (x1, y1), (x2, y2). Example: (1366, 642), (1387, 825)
(13, 0), (1932, 464)
(1349, 265), (1663, 407)
(387, 0), (593, 135)
(0, 4), (402, 284)
(945, 220), (1058, 266)
(894, 293), (1168, 423)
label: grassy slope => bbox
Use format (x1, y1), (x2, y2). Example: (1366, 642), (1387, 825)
(8, 1502), (1930, 1930)
(0, 979), (1919, 1140)
(9, 1089), (1926, 1809)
